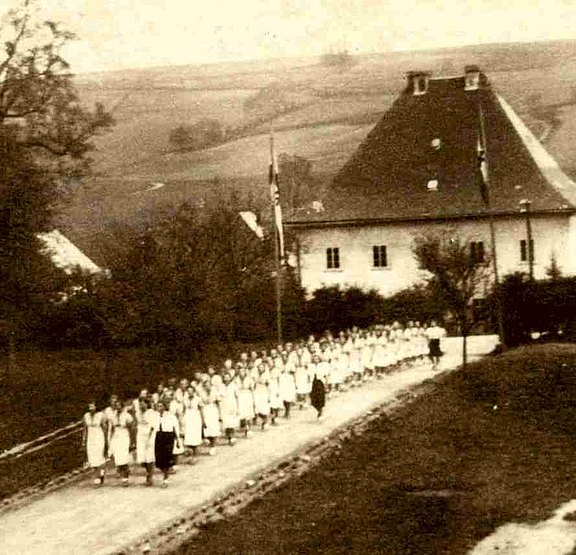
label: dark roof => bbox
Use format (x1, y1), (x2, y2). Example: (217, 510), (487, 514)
(286, 73), (576, 226)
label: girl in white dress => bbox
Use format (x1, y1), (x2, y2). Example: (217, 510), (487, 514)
(253, 366), (271, 430)
(109, 399), (134, 487)
(201, 383), (221, 456)
(237, 369), (255, 437)
(135, 398), (157, 486)
(279, 358), (297, 418)
(220, 373), (240, 446)
(268, 363), (283, 425)
(167, 390), (185, 469)
(349, 335), (363, 384)
(294, 347), (311, 409)
(82, 402), (107, 486)
(183, 386), (203, 457)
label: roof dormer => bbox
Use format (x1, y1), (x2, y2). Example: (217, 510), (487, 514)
(464, 65), (481, 91)
(406, 70), (431, 96)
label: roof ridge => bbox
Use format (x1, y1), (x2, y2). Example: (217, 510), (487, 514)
(496, 94), (576, 209)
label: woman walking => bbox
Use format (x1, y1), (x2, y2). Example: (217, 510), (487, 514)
(183, 386), (203, 458)
(154, 400), (182, 487)
(109, 399), (134, 487)
(220, 373), (240, 446)
(82, 401), (107, 486)
(135, 398), (157, 486)
(201, 383), (221, 456)
(310, 373), (326, 419)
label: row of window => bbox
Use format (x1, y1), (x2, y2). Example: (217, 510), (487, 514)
(325, 240), (535, 269)
(327, 246), (388, 269)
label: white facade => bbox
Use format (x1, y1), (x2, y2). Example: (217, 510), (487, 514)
(295, 213), (576, 296)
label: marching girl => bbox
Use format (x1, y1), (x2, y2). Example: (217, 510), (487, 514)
(361, 331), (375, 380)
(108, 399), (134, 487)
(220, 373), (240, 446)
(349, 334), (363, 384)
(135, 397), (157, 486)
(295, 346), (311, 409)
(268, 361), (283, 425)
(372, 329), (387, 377)
(82, 401), (108, 486)
(307, 354), (324, 389)
(154, 400), (182, 487)
(317, 349), (332, 391)
(183, 385), (203, 458)
(310, 371), (326, 420)
(341, 333), (354, 385)
(253, 365), (271, 430)
(165, 390), (185, 470)
(237, 367), (255, 437)
(201, 382), (221, 456)
(279, 356), (297, 418)
(415, 322), (429, 361)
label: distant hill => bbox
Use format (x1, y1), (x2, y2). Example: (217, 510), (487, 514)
(62, 40), (576, 265)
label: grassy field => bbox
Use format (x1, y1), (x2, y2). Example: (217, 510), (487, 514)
(173, 344), (576, 554)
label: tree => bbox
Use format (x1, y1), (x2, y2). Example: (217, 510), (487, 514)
(278, 153), (319, 213)
(93, 193), (305, 352)
(545, 253), (562, 281)
(0, 0), (113, 373)
(168, 119), (224, 151)
(413, 232), (492, 366)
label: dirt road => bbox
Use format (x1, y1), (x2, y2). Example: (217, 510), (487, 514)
(0, 336), (496, 555)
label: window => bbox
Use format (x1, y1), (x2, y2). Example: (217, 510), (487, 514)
(520, 239), (534, 262)
(326, 247), (340, 269)
(373, 245), (388, 268)
(470, 241), (485, 264)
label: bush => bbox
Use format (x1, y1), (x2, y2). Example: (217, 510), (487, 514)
(490, 273), (576, 347)
(303, 284), (445, 335)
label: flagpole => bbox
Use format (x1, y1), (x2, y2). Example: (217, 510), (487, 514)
(479, 102), (506, 348)
(270, 134), (283, 345)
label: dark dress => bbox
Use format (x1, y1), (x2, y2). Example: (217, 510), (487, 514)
(310, 376), (326, 413)
(155, 415), (176, 472)
(428, 339), (443, 358)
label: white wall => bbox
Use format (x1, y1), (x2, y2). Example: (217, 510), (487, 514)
(295, 214), (572, 296)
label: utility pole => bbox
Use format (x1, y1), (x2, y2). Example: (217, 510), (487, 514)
(269, 134), (283, 345)
(519, 199), (534, 280)
(478, 102), (506, 348)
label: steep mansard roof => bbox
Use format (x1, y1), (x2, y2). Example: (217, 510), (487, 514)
(287, 72), (576, 226)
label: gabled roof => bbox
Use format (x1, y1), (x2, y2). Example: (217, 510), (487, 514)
(286, 71), (576, 226)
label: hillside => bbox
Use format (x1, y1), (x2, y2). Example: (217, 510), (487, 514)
(60, 40), (576, 265)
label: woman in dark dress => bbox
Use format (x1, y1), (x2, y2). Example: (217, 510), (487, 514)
(154, 400), (181, 487)
(310, 374), (326, 419)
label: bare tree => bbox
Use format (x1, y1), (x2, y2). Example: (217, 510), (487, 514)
(413, 232), (492, 367)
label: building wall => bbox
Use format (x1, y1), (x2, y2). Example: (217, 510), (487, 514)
(295, 214), (573, 296)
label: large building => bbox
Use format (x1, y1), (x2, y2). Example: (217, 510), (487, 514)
(285, 66), (576, 296)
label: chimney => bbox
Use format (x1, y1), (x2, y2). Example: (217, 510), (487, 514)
(464, 65), (481, 91)
(406, 70), (431, 96)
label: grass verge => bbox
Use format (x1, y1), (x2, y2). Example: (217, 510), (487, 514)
(173, 344), (576, 554)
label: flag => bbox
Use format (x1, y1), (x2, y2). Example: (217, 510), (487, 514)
(269, 139), (285, 263)
(477, 107), (490, 207)
(239, 211), (264, 239)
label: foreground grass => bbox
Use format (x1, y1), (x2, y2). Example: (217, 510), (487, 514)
(175, 344), (576, 554)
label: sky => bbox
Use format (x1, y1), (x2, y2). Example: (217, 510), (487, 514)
(17, 0), (576, 73)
